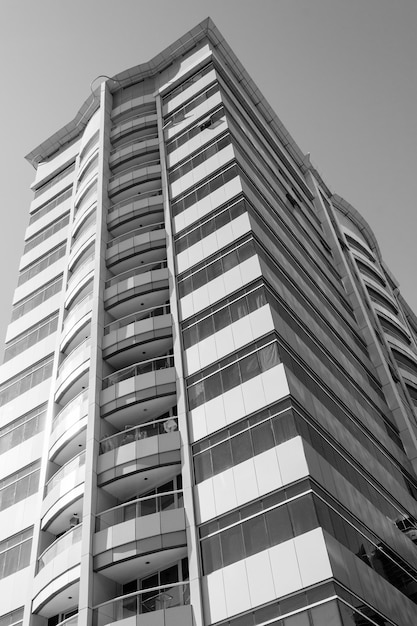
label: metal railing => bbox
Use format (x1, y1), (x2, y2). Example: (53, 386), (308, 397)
(102, 355), (174, 389)
(96, 489), (183, 531)
(107, 222), (164, 249)
(108, 189), (162, 215)
(109, 160), (160, 185)
(99, 416), (178, 454)
(104, 304), (170, 335)
(37, 524), (82, 571)
(93, 582), (190, 626)
(45, 451), (85, 496)
(105, 260), (167, 288)
(53, 615), (78, 626)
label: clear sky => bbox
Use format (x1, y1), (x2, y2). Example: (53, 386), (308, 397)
(0, 0), (416, 357)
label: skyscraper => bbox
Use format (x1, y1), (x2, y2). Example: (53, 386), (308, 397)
(1, 15), (417, 626)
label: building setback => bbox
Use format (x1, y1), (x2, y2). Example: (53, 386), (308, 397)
(1, 16), (417, 626)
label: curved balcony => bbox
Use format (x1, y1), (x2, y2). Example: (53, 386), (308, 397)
(110, 113), (158, 146)
(61, 293), (93, 353)
(104, 264), (169, 319)
(98, 419), (180, 498)
(111, 95), (156, 123)
(93, 583), (191, 626)
(107, 192), (163, 237)
(77, 150), (99, 186)
(107, 223), (165, 269)
(93, 500), (186, 583)
(55, 338), (91, 405)
(110, 134), (158, 165)
(32, 574), (80, 617)
(375, 305), (411, 341)
(108, 162), (161, 201)
(75, 168), (98, 207)
(38, 524), (82, 572)
(96, 489), (183, 531)
(69, 222), (96, 270)
(50, 389), (89, 465)
(73, 196), (97, 238)
(100, 355), (176, 428)
(65, 254), (95, 308)
(103, 308), (172, 369)
(99, 416), (178, 454)
(42, 452), (85, 534)
(110, 144), (159, 177)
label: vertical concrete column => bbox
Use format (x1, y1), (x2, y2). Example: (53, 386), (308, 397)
(77, 82), (112, 626)
(155, 92), (205, 626)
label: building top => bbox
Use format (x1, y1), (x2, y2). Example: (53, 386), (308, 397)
(24, 16), (381, 273)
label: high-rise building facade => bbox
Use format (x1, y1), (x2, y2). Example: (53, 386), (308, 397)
(1, 17), (417, 626)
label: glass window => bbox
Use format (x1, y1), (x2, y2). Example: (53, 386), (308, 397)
(288, 495), (318, 535)
(221, 363), (240, 393)
(242, 514), (269, 557)
(201, 534), (222, 575)
(239, 353), (259, 384)
(265, 505), (293, 546)
(258, 343), (280, 372)
(194, 450), (212, 483)
(230, 297), (248, 323)
(204, 372), (222, 403)
(221, 524), (245, 567)
(214, 306), (231, 332)
(211, 441), (233, 475)
(231, 431), (253, 465)
(252, 421), (275, 456)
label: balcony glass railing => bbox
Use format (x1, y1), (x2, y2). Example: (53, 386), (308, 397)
(99, 416), (178, 454)
(57, 338), (91, 380)
(93, 582), (190, 626)
(45, 451), (86, 496)
(109, 160), (160, 185)
(102, 355), (174, 389)
(108, 189), (162, 215)
(110, 133), (159, 157)
(96, 489), (183, 531)
(37, 524), (82, 571)
(105, 260), (167, 288)
(104, 304), (170, 335)
(67, 253), (95, 291)
(107, 222), (165, 249)
(62, 293), (94, 337)
(52, 389), (89, 435)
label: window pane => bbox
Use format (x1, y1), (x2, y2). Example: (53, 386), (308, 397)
(198, 316), (214, 342)
(211, 441), (233, 475)
(221, 524), (244, 566)
(251, 421), (275, 456)
(188, 381), (205, 410)
(288, 495), (318, 536)
(266, 505), (293, 546)
(231, 430), (253, 465)
(206, 259), (223, 282)
(194, 450), (213, 483)
(258, 343), (280, 372)
(204, 372), (222, 402)
(247, 288), (267, 313)
(242, 514), (269, 557)
(213, 306), (231, 332)
(221, 363), (240, 393)
(273, 412), (297, 445)
(230, 298), (248, 323)
(239, 353), (259, 383)
(222, 250), (239, 272)
(201, 535), (222, 574)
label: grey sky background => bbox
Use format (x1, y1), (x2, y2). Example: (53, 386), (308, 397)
(0, 0), (416, 358)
